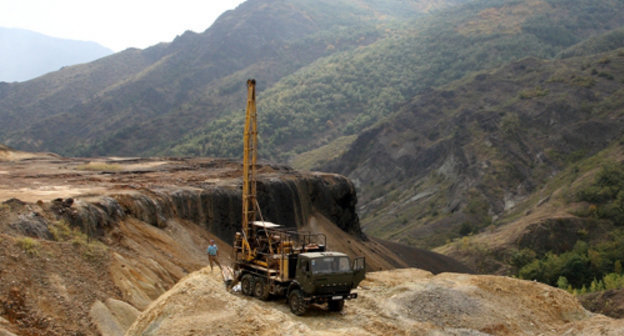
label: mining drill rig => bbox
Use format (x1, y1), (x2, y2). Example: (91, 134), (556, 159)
(230, 79), (365, 315)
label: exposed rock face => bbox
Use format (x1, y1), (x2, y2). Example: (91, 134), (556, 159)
(53, 170), (362, 245)
(89, 298), (140, 336)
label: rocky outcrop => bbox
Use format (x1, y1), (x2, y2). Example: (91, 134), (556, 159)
(51, 171), (362, 245)
(89, 298), (140, 336)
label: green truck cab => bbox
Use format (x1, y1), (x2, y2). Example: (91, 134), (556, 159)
(233, 223), (366, 315)
(288, 252), (365, 315)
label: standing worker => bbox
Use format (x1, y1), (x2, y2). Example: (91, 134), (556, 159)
(206, 239), (222, 272)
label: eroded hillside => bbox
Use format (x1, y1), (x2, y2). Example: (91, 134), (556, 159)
(435, 137), (624, 303)
(323, 48), (624, 250)
(0, 148), (466, 335)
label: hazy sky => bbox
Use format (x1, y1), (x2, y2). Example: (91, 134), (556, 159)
(0, 0), (247, 51)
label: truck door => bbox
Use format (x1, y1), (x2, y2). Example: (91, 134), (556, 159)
(352, 257), (365, 286)
(297, 258), (313, 293)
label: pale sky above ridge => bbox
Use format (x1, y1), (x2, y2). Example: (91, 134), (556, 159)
(0, 0), (247, 51)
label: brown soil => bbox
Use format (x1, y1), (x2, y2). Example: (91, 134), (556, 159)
(127, 268), (624, 336)
(0, 149), (470, 335)
(0, 154), (246, 203)
(0, 153), (252, 335)
(0, 200), (225, 336)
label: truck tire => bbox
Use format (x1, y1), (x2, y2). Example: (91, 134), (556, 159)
(288, 289), (308, 315)
(241, 274), (253, 296)
(253, 278), (270, 301)
(328, 299), (344, 312)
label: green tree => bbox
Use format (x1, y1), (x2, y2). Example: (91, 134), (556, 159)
(556, 276), (569, 289)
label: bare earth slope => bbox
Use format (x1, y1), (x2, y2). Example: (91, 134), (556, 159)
(127, 267), (624, 336)
(0, 147), (468, 335)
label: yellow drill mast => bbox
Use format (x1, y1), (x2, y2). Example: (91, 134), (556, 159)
(231, 79), (365, 309)
(241, 79), (258, 259)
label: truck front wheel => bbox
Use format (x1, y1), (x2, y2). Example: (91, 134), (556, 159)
(328, 299), (344, 312)
(288, 289), (308, 315)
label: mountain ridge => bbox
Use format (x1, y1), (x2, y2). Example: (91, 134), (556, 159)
(0, 27), (112, 82)
(0, 0), (467, 156)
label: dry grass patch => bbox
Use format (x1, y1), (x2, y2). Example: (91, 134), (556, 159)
(16, 236), (40, 256)
(50, 220), (107, 261)
(291, 135), (357, 170)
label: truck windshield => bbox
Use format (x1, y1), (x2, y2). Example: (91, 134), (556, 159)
(311, 256), (351, 274)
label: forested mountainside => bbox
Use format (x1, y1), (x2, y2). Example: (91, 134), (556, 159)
(325, 49), (624, 248)
(2, 0), (622, 160)
(175, 0), (624, 160)
(1, 0), (624, 288)
(318, 30), (624, 291)
(0, 0), (463, 156)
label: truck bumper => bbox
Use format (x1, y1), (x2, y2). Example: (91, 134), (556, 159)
(306, 292), (357, 302)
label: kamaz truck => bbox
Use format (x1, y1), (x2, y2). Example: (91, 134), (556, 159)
(230, 79), (365, 315)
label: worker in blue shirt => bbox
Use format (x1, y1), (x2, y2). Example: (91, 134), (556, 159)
(206, 239), (222, 272)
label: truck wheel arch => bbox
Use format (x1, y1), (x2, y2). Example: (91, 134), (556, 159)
(286, 281), (302, 299)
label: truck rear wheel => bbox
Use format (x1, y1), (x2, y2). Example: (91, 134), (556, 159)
(241, 274), (253, 296)
(288, 289), (308, 315)
(253, 278), (270, 301)
(328, 299), (344, 312)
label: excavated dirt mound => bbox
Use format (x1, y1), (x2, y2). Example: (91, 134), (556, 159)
(127, 268), (624, 336)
